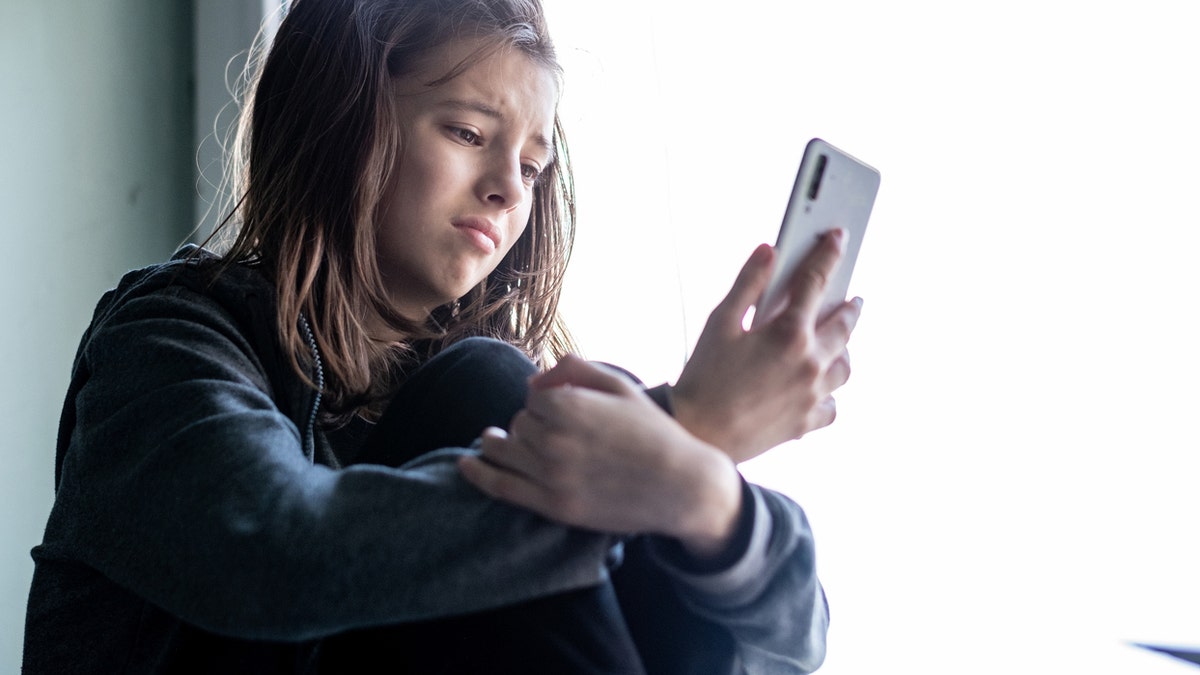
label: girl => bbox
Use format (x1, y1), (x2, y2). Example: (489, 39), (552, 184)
(25, 0), (860, 672)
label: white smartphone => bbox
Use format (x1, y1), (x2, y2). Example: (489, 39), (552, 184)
(751, 138), (880, 328)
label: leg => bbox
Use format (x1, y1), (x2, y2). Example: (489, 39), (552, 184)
(317, 582), (645, 674)
(327, 338), (646, 673)
(355, 337), (538, 467)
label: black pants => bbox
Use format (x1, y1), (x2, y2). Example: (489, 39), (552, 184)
(321, 338), (736, 674)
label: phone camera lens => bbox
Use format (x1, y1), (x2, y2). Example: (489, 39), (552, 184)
(807, 154), (828, 201)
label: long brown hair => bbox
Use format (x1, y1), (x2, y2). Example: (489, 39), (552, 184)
(208, 0), (576, 417)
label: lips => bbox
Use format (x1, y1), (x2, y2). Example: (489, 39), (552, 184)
(452, 216), (500, 253)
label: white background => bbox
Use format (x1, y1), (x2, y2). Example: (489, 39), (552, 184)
(545, 1), (1200, 673)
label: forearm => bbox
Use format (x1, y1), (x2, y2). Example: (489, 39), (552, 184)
(460, 359), (827, 670)
(47, 284), (616, 641)
(53, 405), (617, 640)
(608, 389), (831, 672)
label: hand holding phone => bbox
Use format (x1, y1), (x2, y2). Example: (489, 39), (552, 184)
(751, 138), (880, 328)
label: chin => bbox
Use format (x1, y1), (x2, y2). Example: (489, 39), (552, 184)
(447, 274), (490, 302)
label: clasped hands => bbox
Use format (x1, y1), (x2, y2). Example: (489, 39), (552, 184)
(459, 230), (862, 558)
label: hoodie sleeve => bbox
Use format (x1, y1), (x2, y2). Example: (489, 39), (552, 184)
(645, 484), (829, 674)
(38, 278), (616, 641)
(638, 384), (829, 674)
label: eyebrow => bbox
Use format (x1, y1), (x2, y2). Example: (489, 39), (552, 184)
(438, 98), (556, 164)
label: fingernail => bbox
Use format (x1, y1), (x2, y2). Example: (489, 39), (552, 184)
(853, 296), (864, 309)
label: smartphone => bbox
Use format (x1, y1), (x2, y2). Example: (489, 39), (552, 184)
(751, 138), (880, 328)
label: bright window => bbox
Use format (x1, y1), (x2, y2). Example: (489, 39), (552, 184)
(546, 1), (1200, 673)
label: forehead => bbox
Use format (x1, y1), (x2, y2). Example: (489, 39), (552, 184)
(394, 38), (559, 137)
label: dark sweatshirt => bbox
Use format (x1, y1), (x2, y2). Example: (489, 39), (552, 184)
(24, 248), (828, 673)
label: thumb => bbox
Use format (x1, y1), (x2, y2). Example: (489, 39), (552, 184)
(710, 243), (774, 332)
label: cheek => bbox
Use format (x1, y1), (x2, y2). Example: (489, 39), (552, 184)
(380, 152), (440, 234)
(390, 129), (444, 200)
(506, 209), (533, 254)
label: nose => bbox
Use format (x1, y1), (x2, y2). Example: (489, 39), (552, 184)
(478, 153), (526, 211)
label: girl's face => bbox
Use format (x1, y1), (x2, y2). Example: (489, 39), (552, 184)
(376, 39), (558, 320)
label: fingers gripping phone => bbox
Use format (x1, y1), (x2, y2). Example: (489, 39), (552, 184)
(752, 138), (880, 328)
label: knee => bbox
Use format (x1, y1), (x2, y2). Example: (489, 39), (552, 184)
(431, 337), (539, 386)
(437, 337), (535, 374)
(442, 336), (529, 362)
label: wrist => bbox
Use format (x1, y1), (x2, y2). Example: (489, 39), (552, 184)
(669, 382), (709, 442)
(670, 383), (737, 461)
(650, 479), (758, 574)
(672, 443), (743, 560)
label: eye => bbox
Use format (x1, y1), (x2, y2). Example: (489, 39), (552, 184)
(521, 163), (542, 183)
(449, 127), (481, 145)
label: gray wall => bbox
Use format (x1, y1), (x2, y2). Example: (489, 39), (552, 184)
(0, 1), (193, 669)
(193, 0), (280, 234)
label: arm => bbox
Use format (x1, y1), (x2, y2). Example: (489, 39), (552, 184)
(459, 362), (829, 673)
(460, 233), (860, 672)
(640, 484), (829, 674)
(460, 356), (743, 556)
(42, 277), (615, 641)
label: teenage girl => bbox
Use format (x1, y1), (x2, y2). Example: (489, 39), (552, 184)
(24, 0), (861, 673)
